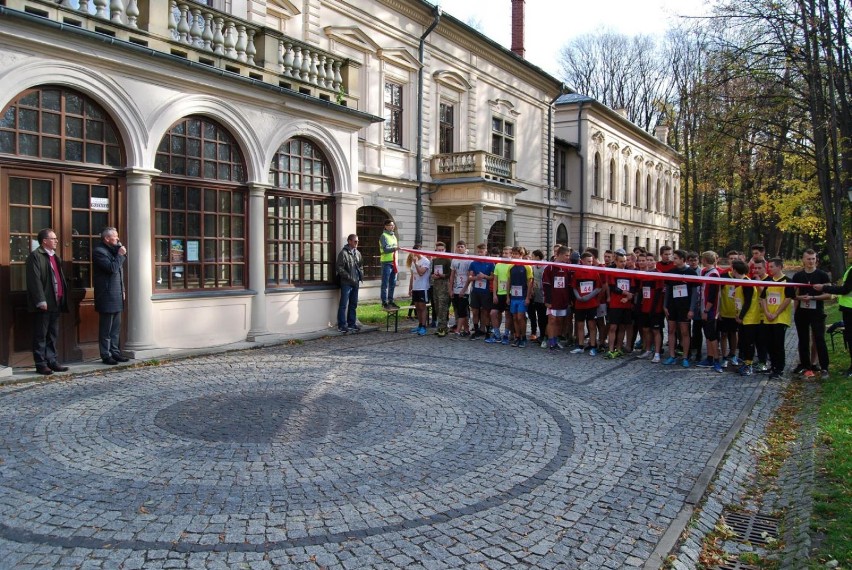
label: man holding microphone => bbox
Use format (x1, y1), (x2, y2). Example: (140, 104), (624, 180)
(93, 227), (129, 365)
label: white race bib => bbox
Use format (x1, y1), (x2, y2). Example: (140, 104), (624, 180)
(767, 292), (781, 306)
(579, 280), (594, 295)
(800, 298), (815, 309)
(498, 280), (507, 292)
(643, 286), (651, 299)
(735, 298), (743, 311)
(617, 278), (630, 292)
(554, 276), (566, 289)
(475, 278), (487, 289)
(673, 284), (687, 298)
(433, 265), (443, 276)
(510, 285), (523, 297)
(726, 285), (736, 298)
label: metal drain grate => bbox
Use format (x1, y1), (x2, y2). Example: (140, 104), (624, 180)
(717, 561), (760, 570)
(722, 510), (780, 546)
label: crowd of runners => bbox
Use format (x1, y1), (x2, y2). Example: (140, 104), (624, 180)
(400, 242), (839, 381)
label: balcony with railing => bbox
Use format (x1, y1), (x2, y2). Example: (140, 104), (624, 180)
(4, 0), (353, 105)
(430, 150), (515, 184)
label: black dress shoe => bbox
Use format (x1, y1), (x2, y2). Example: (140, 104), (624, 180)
(36, 366), (53, 375)
(112, 355), (130, 363)
(102, 358), (119, 365)
(48, 363), (69, 372)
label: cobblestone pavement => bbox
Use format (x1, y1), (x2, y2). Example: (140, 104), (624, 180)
(0, 332), (771, 569)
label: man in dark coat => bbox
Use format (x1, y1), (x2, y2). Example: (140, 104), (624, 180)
(335, 234), (363, 333)
(26, 228), (70, 375)
(93, 227), (129, 365)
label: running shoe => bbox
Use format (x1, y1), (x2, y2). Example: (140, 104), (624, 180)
(529, 335), (538, 342)
(417, 326), (427, 336)
(651, 353), (661, 363)
(589, 348), (598, 357)
(636, 350), (652, 359)
(721, 358), (729, 369)
(511, 338), (520, 347)
(802, 369), (815, 379)
(410, 326), (421, 333)
(696, 358), (714, 368)
(729, 355), (741, 366)
(519, 339), (527, 348)
(662, 356), (677, 365)
(570, 347), (584, 354)
(792, 365), (807, 375)
(713, 362), (724, 373)
(501, 335), (510, 346)
(485, 334), (500, 344)
(739, 364), (753, 376)
(541, 339), (549, 349)
(436, 329), (447, 337)
(821, 369), (830, 379)
(682, 358), (690, 368)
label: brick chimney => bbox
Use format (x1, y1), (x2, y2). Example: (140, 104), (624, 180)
(511, 0), (525, 58)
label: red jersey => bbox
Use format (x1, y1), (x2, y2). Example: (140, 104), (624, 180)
(607, 273), (635, 309)
(639, 273), (665, 314)
(573, 269), (601, 310)
(542, 264), (573, 310)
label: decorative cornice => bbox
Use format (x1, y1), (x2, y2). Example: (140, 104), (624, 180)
(268, 0), (301, 18)
(324, 26), (380, 53)
(591, 130), (605, 146)
(621, 146), (632, 157)
(607, 141), (620, 152)
(489, 98), (521, 117)
(377, 47), (422, 71)
(433, 70), (471, 91)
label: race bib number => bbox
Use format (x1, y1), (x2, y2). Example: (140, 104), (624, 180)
(673, 284), (687, 298)
(554, 276), (566, 289)
(433, 265), (443, 276)
(643, 286), (651, 299)
(579, 281), (594, 295)
(510, 285), (523, 297)
(767, 292), (781, 306)
(726, 285), (736, 298)
(498, 280), (507, 292)
(617, 278), (630, 292)
(800, 298), (815, 309)
(735, 298), (743, 311)
(475, 278), (487, 290)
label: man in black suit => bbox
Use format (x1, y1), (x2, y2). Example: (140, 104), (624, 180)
(93, 227), (129, 365)
(25, 228), (69, 375)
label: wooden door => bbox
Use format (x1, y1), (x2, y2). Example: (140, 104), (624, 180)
(1, 169), (120, 367)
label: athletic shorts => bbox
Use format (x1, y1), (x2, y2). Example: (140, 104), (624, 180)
(667, 303), (691, 323)
(596, 303), (608, 319)
(702, 318), (719, 341)
(548, 308), (568, 317)
(509, 298), (527, 314)
(469, 292), (492, 310)
(412, 290), (430, 304)
(452, 295), (469, 318)
(607, 307), (632, 326)
(638, 312), (665, 330)
(718, 316), (738, 333)
(493, 294), (508, 312)
(575, 307), (597, 322)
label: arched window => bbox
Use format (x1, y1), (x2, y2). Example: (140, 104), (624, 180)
(0, 86), (123, 166)
(556, 223), (568, 247)
(645, 174), (652, 211)
(593, 152), (601, 197)
(623, 165), (629, 204)
(153, 116), (247, 291)
(266, 137), (335, 286)
(609, 158), (616, 200)
(634, 170), (641, 206)
(356, 206), (388, 280)
(656, 179), (662, 212)
(664, 182), (670, 214)
(487, 220), (506, 251)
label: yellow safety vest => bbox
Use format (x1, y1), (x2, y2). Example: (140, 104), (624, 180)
(379, 232), (397, 263)
(762, 276), (793, 326)
(839, 266), (852, 309)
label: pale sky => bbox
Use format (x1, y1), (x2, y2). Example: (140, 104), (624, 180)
(435, 0), (709, 78)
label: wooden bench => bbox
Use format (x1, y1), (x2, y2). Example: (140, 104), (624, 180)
(384, 305), (430, 332)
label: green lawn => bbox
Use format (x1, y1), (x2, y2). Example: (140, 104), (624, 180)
(810, 302), (852, 567)
(357, 302), (392, 325)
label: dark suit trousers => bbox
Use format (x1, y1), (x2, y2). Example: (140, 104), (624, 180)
(33, 310), (60, 367)
(99, 312), (122, 359)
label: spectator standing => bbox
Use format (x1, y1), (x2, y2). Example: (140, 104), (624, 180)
(335, 233), (363, 333)
(93, 227), (129, 364)
(379, 219), (399, 309)
(25, 228), (70, 375)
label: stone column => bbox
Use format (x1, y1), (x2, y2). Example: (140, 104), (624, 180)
(505, 208), (515, 247)
(123, 168), (160, 357)
(474, 204), (483, 246)
(246, 183), (271, 341)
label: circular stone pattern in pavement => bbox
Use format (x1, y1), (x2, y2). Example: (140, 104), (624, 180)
(0, 353), (580, 552)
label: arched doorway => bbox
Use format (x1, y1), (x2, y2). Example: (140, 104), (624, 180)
(556, 223), (568, 247)
(487, 220), (506, 251)
(1, 86), (125, 367)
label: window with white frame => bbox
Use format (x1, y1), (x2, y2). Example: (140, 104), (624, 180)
(384, 81), (403, 145)
(491, 117), (514, 160)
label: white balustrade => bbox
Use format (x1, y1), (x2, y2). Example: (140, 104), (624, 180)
(169, 1), (258, 64)
(276, 39), (343, 91)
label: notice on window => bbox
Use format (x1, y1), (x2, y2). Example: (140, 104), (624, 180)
(186, 240), (199, 262)
(90, 197), (109, 211)
(170, 240), (185, 263)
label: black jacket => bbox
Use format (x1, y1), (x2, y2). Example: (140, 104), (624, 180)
(336, 245), (363, 286)
(93, 242), (126, 313)
(26, 246), (69, 313)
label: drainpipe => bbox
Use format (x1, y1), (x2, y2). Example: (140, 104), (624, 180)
(577, 100), (587, 250)
(415, 5), (442, 247)
(546, 85), (567, 255)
